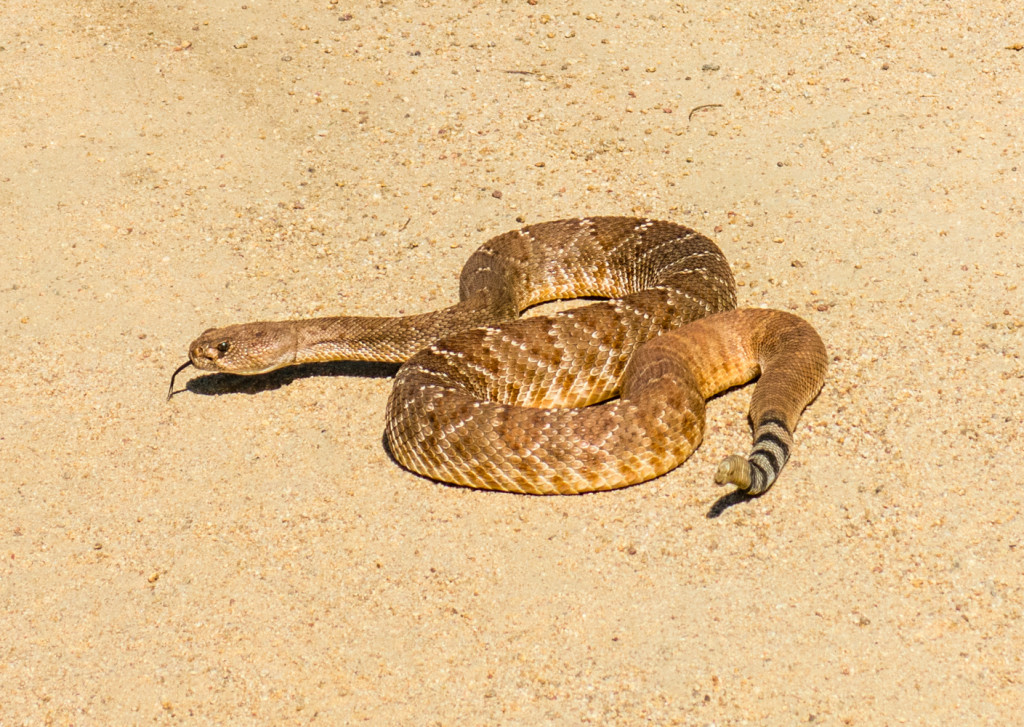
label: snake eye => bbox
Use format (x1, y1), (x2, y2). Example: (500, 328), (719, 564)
(216, 341), (231, 354)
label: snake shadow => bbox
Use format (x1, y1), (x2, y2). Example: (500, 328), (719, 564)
(178, 360), (401, 398)
(705, 488), (755, 518)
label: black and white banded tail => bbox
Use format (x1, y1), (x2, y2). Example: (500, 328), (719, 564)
(715, 416), (794, 495)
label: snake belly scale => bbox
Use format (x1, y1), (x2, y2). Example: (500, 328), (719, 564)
(175, 217), (826, 495)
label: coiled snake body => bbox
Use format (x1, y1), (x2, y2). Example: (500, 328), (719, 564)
(173, 217), (826, 495)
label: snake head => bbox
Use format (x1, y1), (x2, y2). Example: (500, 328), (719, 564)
(187, 321), (299, 375)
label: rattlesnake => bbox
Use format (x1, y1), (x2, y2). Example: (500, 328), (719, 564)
(171, 217), (826, 495)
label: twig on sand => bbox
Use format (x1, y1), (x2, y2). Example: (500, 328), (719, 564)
(688, 103), (723, 121)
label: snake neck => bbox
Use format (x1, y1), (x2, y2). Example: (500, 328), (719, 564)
(292, 301), (511, 365)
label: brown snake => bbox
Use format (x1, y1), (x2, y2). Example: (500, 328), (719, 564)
(171, 217), (826, 495)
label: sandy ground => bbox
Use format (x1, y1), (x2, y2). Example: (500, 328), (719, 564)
(2, 0), (1022, 724)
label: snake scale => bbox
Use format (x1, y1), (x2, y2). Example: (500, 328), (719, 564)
(172, 217), (826, 495)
